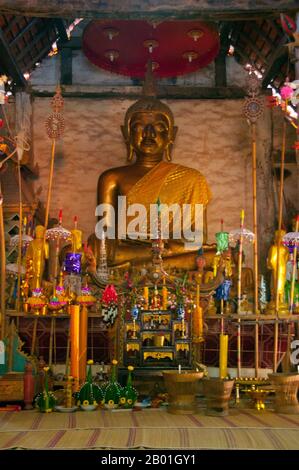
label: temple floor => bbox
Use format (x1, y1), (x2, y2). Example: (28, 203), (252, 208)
(0, 407), (299, 450)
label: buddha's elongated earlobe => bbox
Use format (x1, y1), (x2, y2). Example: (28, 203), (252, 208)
(165, 142), (172, 161)
(127, 144), (134, 162)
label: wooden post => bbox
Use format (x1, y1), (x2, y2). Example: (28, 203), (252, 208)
(70, 304), (80, 391)
(49, 316), (54, 366)
(237, 210), (244, 378)
(251, 122), (259, 377)
(44, 139), (56, 230)
(79, 304), (88, 384)
(273, 118), (287, 372)
(0, 182), (6, 339)
(289, 216), (299, 314)
(16, 161), (23, 314)
(30, 318), (38, 356)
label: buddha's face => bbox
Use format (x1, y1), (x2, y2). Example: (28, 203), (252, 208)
(35, 225), (46, 239)
(129, 111), (171, 157)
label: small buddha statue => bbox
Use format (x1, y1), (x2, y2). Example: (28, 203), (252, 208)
(230, 243), (254, 300)
(88, 63), (212, 272)
(26, 225), (49, 291)
(266, 229), (289, 314)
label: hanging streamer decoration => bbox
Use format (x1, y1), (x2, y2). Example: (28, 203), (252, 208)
(215, 279), (232, 301)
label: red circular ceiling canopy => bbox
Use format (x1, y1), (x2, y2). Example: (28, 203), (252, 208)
(82, 20), (220, 78)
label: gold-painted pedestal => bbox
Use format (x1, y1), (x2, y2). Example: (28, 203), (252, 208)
(202, 377), (235, 416)
(265, 300), (289, 316)
(269, 372), (299, 414)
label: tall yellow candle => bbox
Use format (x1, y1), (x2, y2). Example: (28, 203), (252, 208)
(162, 286), (168, 310)
(193, 275), (203, 342)
(193, 305), (203, 342)
(70, 304), (80, 391)
(143, 287), (149, 309)
(219, 334), (228, 379)
(79, 304), (88, 384)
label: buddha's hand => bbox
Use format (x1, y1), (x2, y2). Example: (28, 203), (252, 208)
(84, 246), (97, 273)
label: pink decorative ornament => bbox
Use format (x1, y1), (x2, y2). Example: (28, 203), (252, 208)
(102, 284), (118, 305)
(280, 85), (293, 101)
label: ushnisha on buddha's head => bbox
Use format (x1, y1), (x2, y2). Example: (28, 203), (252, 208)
(121, 62), (177, 162)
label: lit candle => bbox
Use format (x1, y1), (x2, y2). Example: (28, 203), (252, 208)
(213, 259), (217, 278)
(178, 364), (181, 374)
(240, 209), (245, 226)
(193, 276), (203, 342)
(70, 305), (80, 392)
(23, 216), (27, 234)
(144, 287), (149, 309)
(59, 208), (63, 225)
(162, 284), (168, 310)
(193, 305), (203, 341)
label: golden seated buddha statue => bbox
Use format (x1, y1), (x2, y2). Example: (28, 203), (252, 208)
(88, 65), (214, 276)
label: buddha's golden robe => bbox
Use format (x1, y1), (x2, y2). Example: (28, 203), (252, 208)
(92, 161), (212, 268)
(126, 161), (211, 237)
(127, 161), (210, 207)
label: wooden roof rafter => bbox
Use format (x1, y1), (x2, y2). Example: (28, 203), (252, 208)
(229, 16), (294, 90)
(0, 26), (27, 87)
(0, 14), (69, 87)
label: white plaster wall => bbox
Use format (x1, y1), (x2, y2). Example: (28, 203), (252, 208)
(30, 55), (61, 86)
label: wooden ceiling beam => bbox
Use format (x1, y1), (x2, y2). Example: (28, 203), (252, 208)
(53, 18), (68, 45)
(214, 22), (232, 87)
(15, 19), (55, 62)
(262, 53), (289, 88)
(24, 40), (55, 71)
(262, 35), (290, 87)
(0, 0), (297, 20)
(249, 21), (275, 50)
(233, 43), (250, 64)
(0, 27), (27, 86)
(10, 17), (39, 46)
(3, 14), (21, 32)
(238, 31), (269, 64)
(33, 85), (251, 100)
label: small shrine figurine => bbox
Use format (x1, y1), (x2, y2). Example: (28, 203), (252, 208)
(26, 225), (49, 291)
(207, 295), (217, 315)
(266, 229), (289, 315)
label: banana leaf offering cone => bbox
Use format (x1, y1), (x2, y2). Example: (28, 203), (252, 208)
(35, 366), (56, 413)
(77, 360), (104, 410)
(104, 359), (123, 409)
(122, 366), (138, 409)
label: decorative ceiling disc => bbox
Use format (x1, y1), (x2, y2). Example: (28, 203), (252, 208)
(45, 113), (65, 139)
(82, 20), (220, 78)
(243, 97), (264, 122)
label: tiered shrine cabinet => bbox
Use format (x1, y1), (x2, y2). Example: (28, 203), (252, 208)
(123, 310), (191, 369)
